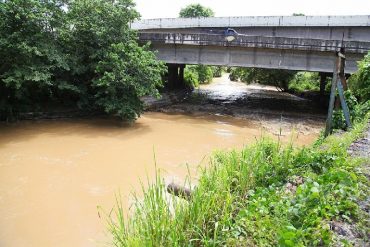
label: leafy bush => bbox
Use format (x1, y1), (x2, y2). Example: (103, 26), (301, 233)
(328, 52), (370, 130)
(212, 66), (225, 77)
(196, 65), (214, 84)
(349, 52), (370, 102)
(289, 72), (321, 92)
(333, 90), (370, 130)
(185, 65), (214, 85)
(229, 67), (246, 81)
(184, 68), (199, 88)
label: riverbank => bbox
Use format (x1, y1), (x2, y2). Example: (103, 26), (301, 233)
(8, 74), (326, 125)
(145, 74), (327, 122)
(107, 114), (370, 246)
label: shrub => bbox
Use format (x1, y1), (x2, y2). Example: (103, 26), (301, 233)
(185, 65), (214, 85)
(229, 67), (296, 91)
(184, 68), (199, 88)
(289, 72), (321, 92)
(212, 66), (225, 77)
(229, 67), (247, 81)
(196, 65), (214, 84)
(333, 90), (370, 130)
(349, 52), (370, 102)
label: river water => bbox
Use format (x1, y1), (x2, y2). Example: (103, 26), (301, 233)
(0, 77), (325, 247)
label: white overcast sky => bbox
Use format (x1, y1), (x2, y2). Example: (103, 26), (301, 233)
(134, 0), (370, 19)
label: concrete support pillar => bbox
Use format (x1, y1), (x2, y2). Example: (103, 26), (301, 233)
(319, 72), (327, 95)
(167, 64), (179, 89)
(166, 63), (186, 89)
(179, 64), (185, 86)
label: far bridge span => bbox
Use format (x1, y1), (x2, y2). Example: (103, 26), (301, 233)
(133, 15), (370, 84)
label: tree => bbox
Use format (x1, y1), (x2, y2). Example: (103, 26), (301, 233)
(93, 42), (164, 120)
(0, 0), (165, 121)
(61, 0), (165, 120)
(0, 0), (68, 120)
(179, 3), (214, 18)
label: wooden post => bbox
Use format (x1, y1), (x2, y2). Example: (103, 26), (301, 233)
(338, 55), (348, 91)
(324, 56), (340, 136)
(337, 52), (352, 129)
(324, 51), (352, 136)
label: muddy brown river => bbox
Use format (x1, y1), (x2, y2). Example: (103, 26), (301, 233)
(0, 77), (325, 247)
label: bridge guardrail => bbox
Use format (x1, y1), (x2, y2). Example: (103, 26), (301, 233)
(138, 32), (370, 54)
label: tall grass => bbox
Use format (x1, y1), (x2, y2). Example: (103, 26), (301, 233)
(106, 116), (369, 246)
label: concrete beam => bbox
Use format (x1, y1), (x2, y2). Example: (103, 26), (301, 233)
(151, 44), (362, 73)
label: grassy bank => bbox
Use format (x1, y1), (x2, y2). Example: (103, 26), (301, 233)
(107, 116), (369, 246)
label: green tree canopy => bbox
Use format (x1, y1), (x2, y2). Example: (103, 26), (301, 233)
(0, 0), (68, 119)
(179, 3), (214, 18)
(0, 0), (165, 121)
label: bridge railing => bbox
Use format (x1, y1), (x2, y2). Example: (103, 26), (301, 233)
(138, 32), (370, 54)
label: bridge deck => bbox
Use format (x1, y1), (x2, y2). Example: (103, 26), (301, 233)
(134, 16), (370, 73)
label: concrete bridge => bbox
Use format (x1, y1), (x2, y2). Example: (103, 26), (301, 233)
(133, 15), (370, 81)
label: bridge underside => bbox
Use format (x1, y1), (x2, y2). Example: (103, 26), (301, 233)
(151, 44), (363, 73)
